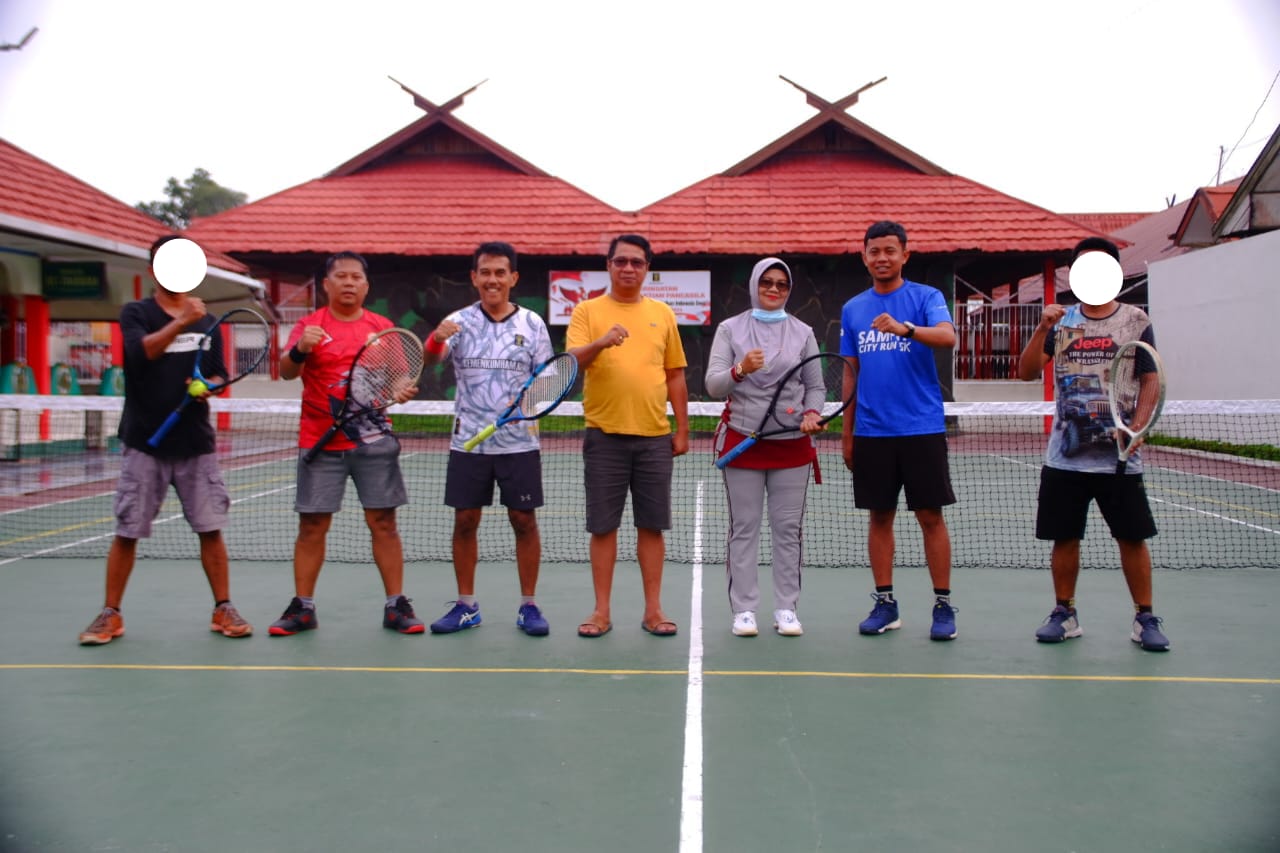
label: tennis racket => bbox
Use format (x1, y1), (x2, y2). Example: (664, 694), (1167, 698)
(716, 352), (854, 469)
(146, 308), (270, 448)
(1108, 340), (1166, 474)
(302, 328), (425, 463)
(462, 352), (579, 451)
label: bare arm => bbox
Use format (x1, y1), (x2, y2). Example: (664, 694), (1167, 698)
(1018, 304), (1064, 381)
(666, 367), (689, 457)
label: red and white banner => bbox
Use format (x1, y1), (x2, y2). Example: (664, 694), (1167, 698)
(548, 270), (711, 326)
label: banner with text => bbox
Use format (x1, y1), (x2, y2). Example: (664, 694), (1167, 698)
(548, 270), (711, 326)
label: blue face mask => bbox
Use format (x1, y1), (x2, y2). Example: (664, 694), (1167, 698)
(751, 308), (787, 323)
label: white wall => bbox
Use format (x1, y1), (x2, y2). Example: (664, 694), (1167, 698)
(1148, 228), (1280, 400)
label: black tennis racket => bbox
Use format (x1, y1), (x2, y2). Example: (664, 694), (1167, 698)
(462, 352), (578, 451)
(1108, 340), (1166, 474)
(303, 328), (425, 463)
(146, 308), (270, 448)
(716, 352), (854, 469)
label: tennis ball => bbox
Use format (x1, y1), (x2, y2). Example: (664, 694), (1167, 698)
(188, 379), (209, 397)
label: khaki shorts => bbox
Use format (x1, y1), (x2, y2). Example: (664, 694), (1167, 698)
(114, 448), (229, 538)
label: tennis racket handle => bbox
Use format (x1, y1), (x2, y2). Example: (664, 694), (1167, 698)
(303, 424), (342, 464)
(463, 423), (497, 452)
(146, 410), (182, 448)
(715, 436), (757, 469)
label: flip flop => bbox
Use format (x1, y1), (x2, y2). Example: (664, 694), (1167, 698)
(641, 620), (678, 637)
(577, 621), (612, 638)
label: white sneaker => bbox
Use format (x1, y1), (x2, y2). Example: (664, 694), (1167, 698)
(732, 611), (758, 636)
(773, 609), (803, 636)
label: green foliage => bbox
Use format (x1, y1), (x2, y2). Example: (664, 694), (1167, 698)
(135, 168), (247, 229)
(1147, 434), (1280, 462)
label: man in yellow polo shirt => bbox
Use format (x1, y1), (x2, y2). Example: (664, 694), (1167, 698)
(567, 234), (689, 638)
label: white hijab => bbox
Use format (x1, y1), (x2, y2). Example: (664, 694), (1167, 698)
(724, 257), (810, 391)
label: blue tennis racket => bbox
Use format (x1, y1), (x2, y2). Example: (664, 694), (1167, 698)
(147, 308), (270, 448)
(716, 352), (853, 469)
(462, 353), (579, 451)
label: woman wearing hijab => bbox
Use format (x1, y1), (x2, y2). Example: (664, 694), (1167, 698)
(705, 258), (824, 637)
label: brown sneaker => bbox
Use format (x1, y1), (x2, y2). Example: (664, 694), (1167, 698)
(211, 603), (253, 638)
(79, 608), (125, 645)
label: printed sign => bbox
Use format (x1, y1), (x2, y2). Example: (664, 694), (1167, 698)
(548, 270), (711, 326)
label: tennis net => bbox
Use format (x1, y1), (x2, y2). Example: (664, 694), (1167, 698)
(2, 395), (1278, 570)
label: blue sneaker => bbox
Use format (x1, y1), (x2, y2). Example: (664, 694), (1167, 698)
(383, 596), (425, 634)
(1035, 606), (1082, 643)
(1131, 612), (1170, 651)
(930, 600), (958, 641)
(430, 601), (482, 634)
(858, 593), (901, 635)
(516, 603), (550, 637)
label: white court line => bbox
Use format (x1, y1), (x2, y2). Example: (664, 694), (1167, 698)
(1150, 497), (1280, 536)
(0, 483), (297, 567)
(679, 479), (705, 853)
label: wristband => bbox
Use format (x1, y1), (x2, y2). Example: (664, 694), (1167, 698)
(425, 335), (446, 355)
(287, 345), (307, 364)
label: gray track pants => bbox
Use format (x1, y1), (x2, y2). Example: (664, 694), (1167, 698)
(722, 463), (810, 614)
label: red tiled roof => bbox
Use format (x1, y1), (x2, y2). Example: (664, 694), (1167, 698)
(0, 137), (247, 273)
(1061, 212), (1152, 234)
(638, 149), (1101, 255)
(188, 156), (631, 257)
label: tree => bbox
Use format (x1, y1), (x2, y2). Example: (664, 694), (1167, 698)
(135, 168), (247, 229)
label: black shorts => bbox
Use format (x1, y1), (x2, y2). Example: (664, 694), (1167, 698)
(444, 450), (543, 511)
(1035, 466), (1157, 542)
(852, 433), (956, 512)
(582, 428), (673, 534)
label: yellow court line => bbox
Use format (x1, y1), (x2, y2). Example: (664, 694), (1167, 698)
(1, 663), (1277, 685)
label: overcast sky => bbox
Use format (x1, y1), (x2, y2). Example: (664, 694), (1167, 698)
(2, 0), (1278, 218)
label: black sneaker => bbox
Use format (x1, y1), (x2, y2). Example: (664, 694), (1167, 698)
(268, 597), (317, 636)
(384, 596), (425, 634)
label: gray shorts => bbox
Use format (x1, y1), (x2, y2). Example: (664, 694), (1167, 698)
(295, 435), (408, 513)
(445, 449), (543, 510)
(115, 448), (230, 538)
(582, 428), (673, 534)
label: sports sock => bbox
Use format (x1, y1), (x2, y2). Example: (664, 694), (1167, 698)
(386, 595), (402, 607)
(1057, 599), (1075, 610)
(215, 599), (230, 609)
(459, 595), (477, 607)
(298, 596), (316, 610)
(933, 588), (951, 603)
(521, 595), (535, 606)
(1136, 604), (1153, 614)
(874, 585), (894, 601)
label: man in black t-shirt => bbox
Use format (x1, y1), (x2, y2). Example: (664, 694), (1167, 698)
(78, 235), (253, 645)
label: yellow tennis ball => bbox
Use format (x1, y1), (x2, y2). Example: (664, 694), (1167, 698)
(188, 379), (209, 397)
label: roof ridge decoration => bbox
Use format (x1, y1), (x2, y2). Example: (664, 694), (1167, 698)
(325, 78), (550, 179)
(721, 75), (950, 178)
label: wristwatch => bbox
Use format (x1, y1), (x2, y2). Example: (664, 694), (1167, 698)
(902, 321), (916, 339)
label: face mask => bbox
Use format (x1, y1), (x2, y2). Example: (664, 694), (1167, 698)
(751, 308), (787, 323)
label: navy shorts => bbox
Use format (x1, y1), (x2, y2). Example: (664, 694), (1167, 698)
(444, 449), (543, 510)
(1035, 466), (1157, 542)
(852, 433), (956, 512)
(582, 428), (673, 534)
(295, 435), (407, 513)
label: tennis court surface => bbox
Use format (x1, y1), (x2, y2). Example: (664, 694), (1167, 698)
(2, 396), (1278, 851)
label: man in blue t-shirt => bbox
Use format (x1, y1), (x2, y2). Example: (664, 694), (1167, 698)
(839, 220), (959, 641)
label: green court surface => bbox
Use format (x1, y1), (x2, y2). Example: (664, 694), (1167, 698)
(2, 557), (1277, 852)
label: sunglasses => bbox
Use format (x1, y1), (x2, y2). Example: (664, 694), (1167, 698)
(609, 257), (649, 269)
(758, 278), (791, 292)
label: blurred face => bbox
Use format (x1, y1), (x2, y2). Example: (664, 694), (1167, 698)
(607, 241), (649, 295)
(757, 268), (790, 311)
(323, 258), (369, 315)
(862, 235), (910, 287)
(471, 253), (518, 313)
